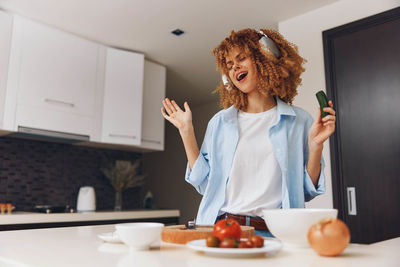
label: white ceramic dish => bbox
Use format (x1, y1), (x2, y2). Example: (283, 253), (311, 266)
(115, 222), (164, 251)
(98, 232), (122, 243)
(263, 208), (338, 247)
(186, 238), (282, 258)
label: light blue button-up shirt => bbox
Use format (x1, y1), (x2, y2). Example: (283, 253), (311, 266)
(185, 97), (326, 225)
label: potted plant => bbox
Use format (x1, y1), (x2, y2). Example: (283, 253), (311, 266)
(101, 159), (145, 211)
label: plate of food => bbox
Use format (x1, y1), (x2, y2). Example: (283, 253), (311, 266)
(186, 237), (282, 258)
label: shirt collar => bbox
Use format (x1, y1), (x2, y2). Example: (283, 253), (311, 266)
(275, 97), (296, 117)
(223, 105), (238, 123)
(222, 97), (296, 122)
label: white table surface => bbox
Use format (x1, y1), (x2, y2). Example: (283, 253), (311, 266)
(0, 224), (398, 267)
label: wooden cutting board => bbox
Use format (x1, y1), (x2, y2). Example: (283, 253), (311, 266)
(161, 225), (255, 244)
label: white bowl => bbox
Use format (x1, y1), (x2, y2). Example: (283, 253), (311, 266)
(115, 222), (164, 251)
(263, 208), (338, 247)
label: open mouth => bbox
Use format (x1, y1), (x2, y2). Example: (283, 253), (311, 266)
(236, 72), (248, 82)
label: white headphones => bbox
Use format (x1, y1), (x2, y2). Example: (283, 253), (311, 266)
(222, 30), (281, 91)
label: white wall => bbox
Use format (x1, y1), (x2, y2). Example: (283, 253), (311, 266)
(0, 10), (12, 127)
(278, 0), (399, 208)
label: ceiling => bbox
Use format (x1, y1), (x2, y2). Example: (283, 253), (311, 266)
(0, 0), (337, 107)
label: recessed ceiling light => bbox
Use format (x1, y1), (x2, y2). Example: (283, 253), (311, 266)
(171, 29), (185, 36)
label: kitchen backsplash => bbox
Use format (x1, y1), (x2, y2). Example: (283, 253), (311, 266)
(0, 136), (143, 211)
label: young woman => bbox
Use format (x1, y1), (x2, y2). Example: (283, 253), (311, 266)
(161, 29), (336, 236)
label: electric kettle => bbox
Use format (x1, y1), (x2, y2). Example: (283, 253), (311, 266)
(77, 186), (96, 212)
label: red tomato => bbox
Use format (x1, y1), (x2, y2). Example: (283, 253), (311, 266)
(219, 237), (238, 248)
(238, 240), (254, 248)
(213, 219), (242, 241)
(250, 235), (264, 248)
(206, 236), (220, 247)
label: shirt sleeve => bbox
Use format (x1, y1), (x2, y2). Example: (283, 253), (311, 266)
(303, 113), (326, 201)
(304, 156), (326, 201)
(184, 118), (215, 195)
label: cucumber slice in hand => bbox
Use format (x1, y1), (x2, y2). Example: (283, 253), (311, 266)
(316, 90), (329, 118)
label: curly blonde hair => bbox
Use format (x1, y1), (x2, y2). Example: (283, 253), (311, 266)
(212, 28), (306, 109)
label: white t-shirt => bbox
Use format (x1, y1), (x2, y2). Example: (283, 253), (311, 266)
(220, 106), (282, 217)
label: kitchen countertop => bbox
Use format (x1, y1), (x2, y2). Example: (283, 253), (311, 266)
(0, 209), (179, 225)
(0, 224), (398, 267)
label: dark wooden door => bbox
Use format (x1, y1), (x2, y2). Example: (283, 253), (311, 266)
(323, 7), (400, 244)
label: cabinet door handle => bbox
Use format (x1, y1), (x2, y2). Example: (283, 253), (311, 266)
(141, 138), (161, 144)
(347, 187), (357, 215)
(109, 134), (136, 139)
(44, 98), (75, 108)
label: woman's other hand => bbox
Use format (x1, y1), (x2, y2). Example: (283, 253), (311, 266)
(161, 98), (193, 133)
(308, 100), (336, 150)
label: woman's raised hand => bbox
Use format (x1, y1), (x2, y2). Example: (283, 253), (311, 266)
(161, 98), (199, 168)
(161, 98), (193, 132)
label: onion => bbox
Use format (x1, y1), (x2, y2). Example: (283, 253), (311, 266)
(307, 218), (350, 256)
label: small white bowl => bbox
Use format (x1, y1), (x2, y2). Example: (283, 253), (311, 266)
(115, 222), (164, 251)
(263, 208), (338, 247)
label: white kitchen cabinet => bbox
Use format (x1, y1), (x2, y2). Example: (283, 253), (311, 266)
(101, 56), (165, 150)
(101, 47), (144, 146)
(141, 60), (166, 150)
(3, 15), (102, 137)
(0, 13), (166, 151)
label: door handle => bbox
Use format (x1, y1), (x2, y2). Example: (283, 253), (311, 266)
(109, 134), (136, 139)
(44, 98), (75, 108)
(347, 187), (357, 215)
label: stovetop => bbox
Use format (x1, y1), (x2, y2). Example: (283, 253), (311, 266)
(33, 205), (75, 214)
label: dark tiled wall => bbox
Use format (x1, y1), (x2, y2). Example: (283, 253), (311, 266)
(0, 137), (143, 211)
